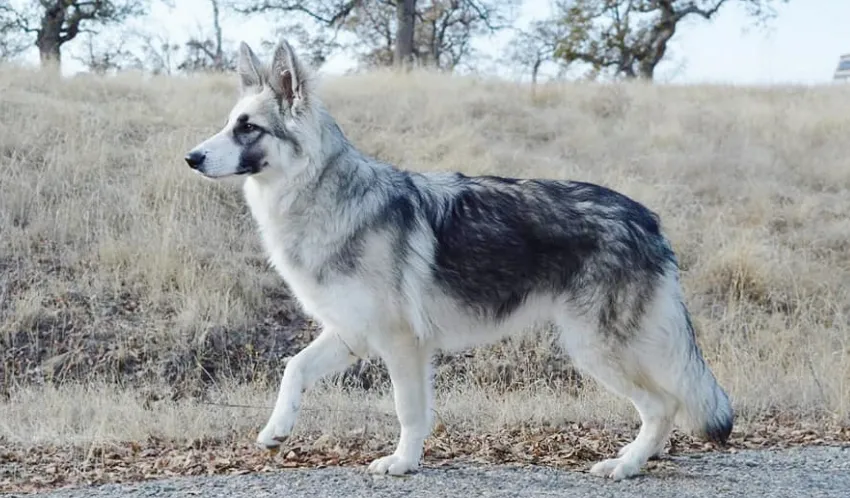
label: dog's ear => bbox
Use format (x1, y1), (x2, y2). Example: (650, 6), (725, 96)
(237, 42), (263, 91)
(269, 39), (311, 113)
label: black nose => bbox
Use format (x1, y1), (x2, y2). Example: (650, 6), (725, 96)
(184, 151), (206, 169)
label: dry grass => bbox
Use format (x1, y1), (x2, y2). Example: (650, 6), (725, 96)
(1, 64), (849, 455)
(0, 382), (634, 448)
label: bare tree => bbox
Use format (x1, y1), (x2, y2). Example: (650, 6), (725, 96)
(553, 0), (788, 80)
(71, 30), (143, 73)
(417, 0), (516, 70)
(179, 0), (236, 72)
(232, 0), (516, 71)
(340, 1), (396, 67)
(130, 27), (180, 75)
(503, 19), (567, 86)
(0, 0), (149, 70)
(342, 0), (517, 70)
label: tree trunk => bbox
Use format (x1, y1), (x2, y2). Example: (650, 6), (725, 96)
(36, 33), (62, 71)
(620, 65), (637, 79)
(636, 8), (677, 82)
(531, 58), (541, 87)
(394, 0), (416, 69)
(637, 62), (655, 80)
(36, 5), (65, 72)
(211, 0), (224, 70)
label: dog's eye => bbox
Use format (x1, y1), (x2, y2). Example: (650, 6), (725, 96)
(243, 123), (256, 133)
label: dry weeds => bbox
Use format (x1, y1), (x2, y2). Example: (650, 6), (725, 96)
(2, 384), (849, 494)
(0, 64), (849, 491)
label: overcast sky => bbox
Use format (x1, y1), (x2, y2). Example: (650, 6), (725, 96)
(41, 0), (850, 84)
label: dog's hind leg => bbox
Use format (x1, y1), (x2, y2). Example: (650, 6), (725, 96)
(588, 387), (677, 480)
(256, 327), (361, 450)
(367, 334), (433, 476)
(556, 313), (679, 481)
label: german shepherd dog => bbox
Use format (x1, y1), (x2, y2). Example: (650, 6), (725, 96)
(184, 39), (733, 480)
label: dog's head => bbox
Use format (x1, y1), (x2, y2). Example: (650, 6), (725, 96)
(184, 39), (315, 180)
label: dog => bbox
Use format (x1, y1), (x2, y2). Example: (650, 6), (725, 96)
(183, 39), (733, 480)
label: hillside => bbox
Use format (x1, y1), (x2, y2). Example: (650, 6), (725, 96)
(1, 66), (849, 491)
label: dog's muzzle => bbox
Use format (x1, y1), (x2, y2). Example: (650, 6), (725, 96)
(184, 150), (206, 170)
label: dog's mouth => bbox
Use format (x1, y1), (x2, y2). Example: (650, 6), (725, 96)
(192, 162), (268, 180)
(234, 161), (267, 176)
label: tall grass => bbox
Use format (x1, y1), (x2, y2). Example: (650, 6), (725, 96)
(1, 66), (848, 446)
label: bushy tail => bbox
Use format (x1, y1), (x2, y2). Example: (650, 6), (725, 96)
(672, 307), (734, 444)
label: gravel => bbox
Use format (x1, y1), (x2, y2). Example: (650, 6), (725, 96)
(16, 446), (850, 498)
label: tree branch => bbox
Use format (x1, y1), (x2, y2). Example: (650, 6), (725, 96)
(187, 38), (217, 60)
(675, 0), (729, 21)
(58, 9), (86, 43)
(233, 0), (361, 27)
(0, 4), (37, 33)
(462, 0), (506, 31)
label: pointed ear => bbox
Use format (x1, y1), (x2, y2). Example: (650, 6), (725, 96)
(269, 39), (311, 112)
(237, 41), (263, 91)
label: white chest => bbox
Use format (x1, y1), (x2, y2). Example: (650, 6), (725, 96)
(243, 178), (373, 328)
(244, 179), (312, 285)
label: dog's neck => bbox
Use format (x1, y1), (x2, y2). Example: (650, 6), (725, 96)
(244, 103), (360, 218)
(242, 105), (380, 276)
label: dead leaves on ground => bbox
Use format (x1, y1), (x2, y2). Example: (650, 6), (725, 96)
(2, 421), (848, 495)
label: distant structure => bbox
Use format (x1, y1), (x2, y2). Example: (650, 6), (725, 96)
(835, 54), (850, 81)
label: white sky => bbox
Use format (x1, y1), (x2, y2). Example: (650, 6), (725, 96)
(20, 0), (850, 84)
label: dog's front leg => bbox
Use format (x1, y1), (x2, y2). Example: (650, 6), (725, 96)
(257, 328), (359, 450)
(367, 335), (433, 476)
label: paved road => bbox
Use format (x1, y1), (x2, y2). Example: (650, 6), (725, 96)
(17, 446), (850, 498)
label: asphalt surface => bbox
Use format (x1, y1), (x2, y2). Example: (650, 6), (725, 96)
(15, 446), (850, 498)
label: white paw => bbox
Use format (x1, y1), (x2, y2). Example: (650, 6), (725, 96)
(367, 453), (419, 475)
(617, 441), (664, 460)
(618, 444), (662, 460)
(590, 457), (641, 481)
(256, 417), (295, 450)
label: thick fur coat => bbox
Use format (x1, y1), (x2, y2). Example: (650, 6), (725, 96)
(184, 39), (733, 480)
